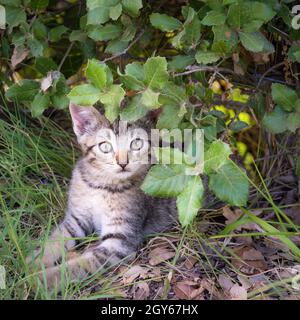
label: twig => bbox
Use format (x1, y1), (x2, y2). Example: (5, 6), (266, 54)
(58, 42), (75, 71)
(101, 30), (145, 63)
(174, 65), (236, 77)
(256, 62), (285, 89)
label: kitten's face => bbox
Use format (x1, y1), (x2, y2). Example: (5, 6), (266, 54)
(69, 103), (153, 180)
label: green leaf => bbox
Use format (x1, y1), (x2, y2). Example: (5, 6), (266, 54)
(30, 92), (50, 117)
(150, 13), (182, 32)
(125, 62), (144, 81)
(32, 19), (47, 40)
(86, 0), (119, 25)
(201, 10), (226, 26)
(105, 39), (129, 54)
(69, 30), (87, 42)
(195, 51), (221, 64)
(27, 38), (44, 57)
(230, 120), (249, 132)
(209, 161), (249, 206)
(241, 20), (264, 33)
(35, 57), (58, 76)
(0, 5), (5, 29)
(160, 83), (187, 105)
(177, 175), (204, 226)
(99, 84), (125, 122)
(120, 94), (148, 121)
(29, 0), (49, 9)
(51, 95), (69, 110)
(271, 83), (298, 112)
(85, 59), (109, 90)
(5, 6), (26, 31)
(144, 57), (169, 90)
(227, 1), (275, 30)
(121, 0), (142, 17)
(140, 88), (161, 109)
(67, 84), (100, 105)
(204, 140), (232, 174)
(118, 62), (145, 90)
(51, 74), (69, 95)
(141, 165), (191, 197)
(251, 1), (275, 23)
(154, 147), (194, 166)
(287, 111), (300, 132)
(262, 106), (288, 134)
(182, 10), (201, 48)
(109, 3), (122, 20)
(120, 23), (136, 42)
(168, 55), (195, 71)
(5, 80), (40, 101)
(49, 25), (68, 42)
(227, 1), (250, 29)
(212, 24), (238, 48)
(88, 24), (122, 41)
(118, 70), (144, 91)
(288, 45), (300, 63)
(156, 105), (183, 130)
(239, 31), (274, 53)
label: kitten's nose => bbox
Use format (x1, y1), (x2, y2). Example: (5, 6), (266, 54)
(119, 164), (127, 170)
(116, 150), (128, 170)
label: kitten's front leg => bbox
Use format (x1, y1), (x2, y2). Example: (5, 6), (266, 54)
(41, 220), (143, 289)
(29, 214), (88, 268)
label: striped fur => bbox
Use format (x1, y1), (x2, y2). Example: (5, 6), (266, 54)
(30, 104), (177, 289)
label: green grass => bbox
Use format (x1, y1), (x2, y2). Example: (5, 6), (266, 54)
(0, 100), (299, 300)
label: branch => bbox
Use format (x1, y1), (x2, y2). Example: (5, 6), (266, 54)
(173, 65), (236, 77)
(256, 62), (285, 89)
(101, 30), (145, 63)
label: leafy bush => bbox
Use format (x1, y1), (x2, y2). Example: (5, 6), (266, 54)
(1, 0), (300, 226)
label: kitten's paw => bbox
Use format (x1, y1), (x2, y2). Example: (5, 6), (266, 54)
(27, 248), (59, 269)
(38, 266), (61, 290)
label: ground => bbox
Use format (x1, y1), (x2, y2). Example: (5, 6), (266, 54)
(0, 103), (299, 300)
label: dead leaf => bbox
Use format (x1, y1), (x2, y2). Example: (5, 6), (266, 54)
(218, 274), (234, 292)
(223, 206), (242, 225)
(184, 255), (198, 270)
(11, 46), (29, 68)
(252, 53), (270, 64)
(242, 248), (265, 260)
(41, 71), (61, 92)
(134, 282), (150, 300)
(174, 280), (204, 300)
(237, 275), (252, 290)
(223, 207), (261, 232)
(149, 246), (175, 266)
(232, 53), (245, 76)
(231, 245), (267, 275)
(123, 265), (149, 284)
(284, 204), (300, 225)
(229, 284), (248, 300)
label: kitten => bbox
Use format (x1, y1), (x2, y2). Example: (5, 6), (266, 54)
(30, 103), (177, 288)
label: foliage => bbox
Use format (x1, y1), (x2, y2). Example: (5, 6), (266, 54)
(1, 0), (300, 227)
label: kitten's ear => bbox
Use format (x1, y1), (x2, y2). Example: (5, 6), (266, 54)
(69, 103), (109, 137)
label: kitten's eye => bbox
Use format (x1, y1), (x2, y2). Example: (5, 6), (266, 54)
(130, 138), (143, 151)
(99, 142), (113, 153)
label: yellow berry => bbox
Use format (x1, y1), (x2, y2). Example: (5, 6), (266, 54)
(211, 80), (222, 94)
(236, 141), (247, 157)
(238, 112), (251, 125)
(228, 109), (235, 119)
(244, 152), (254, 165)
(213, 105), (228, 115)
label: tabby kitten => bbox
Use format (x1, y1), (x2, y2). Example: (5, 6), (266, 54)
(30, 103), (177, 288)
